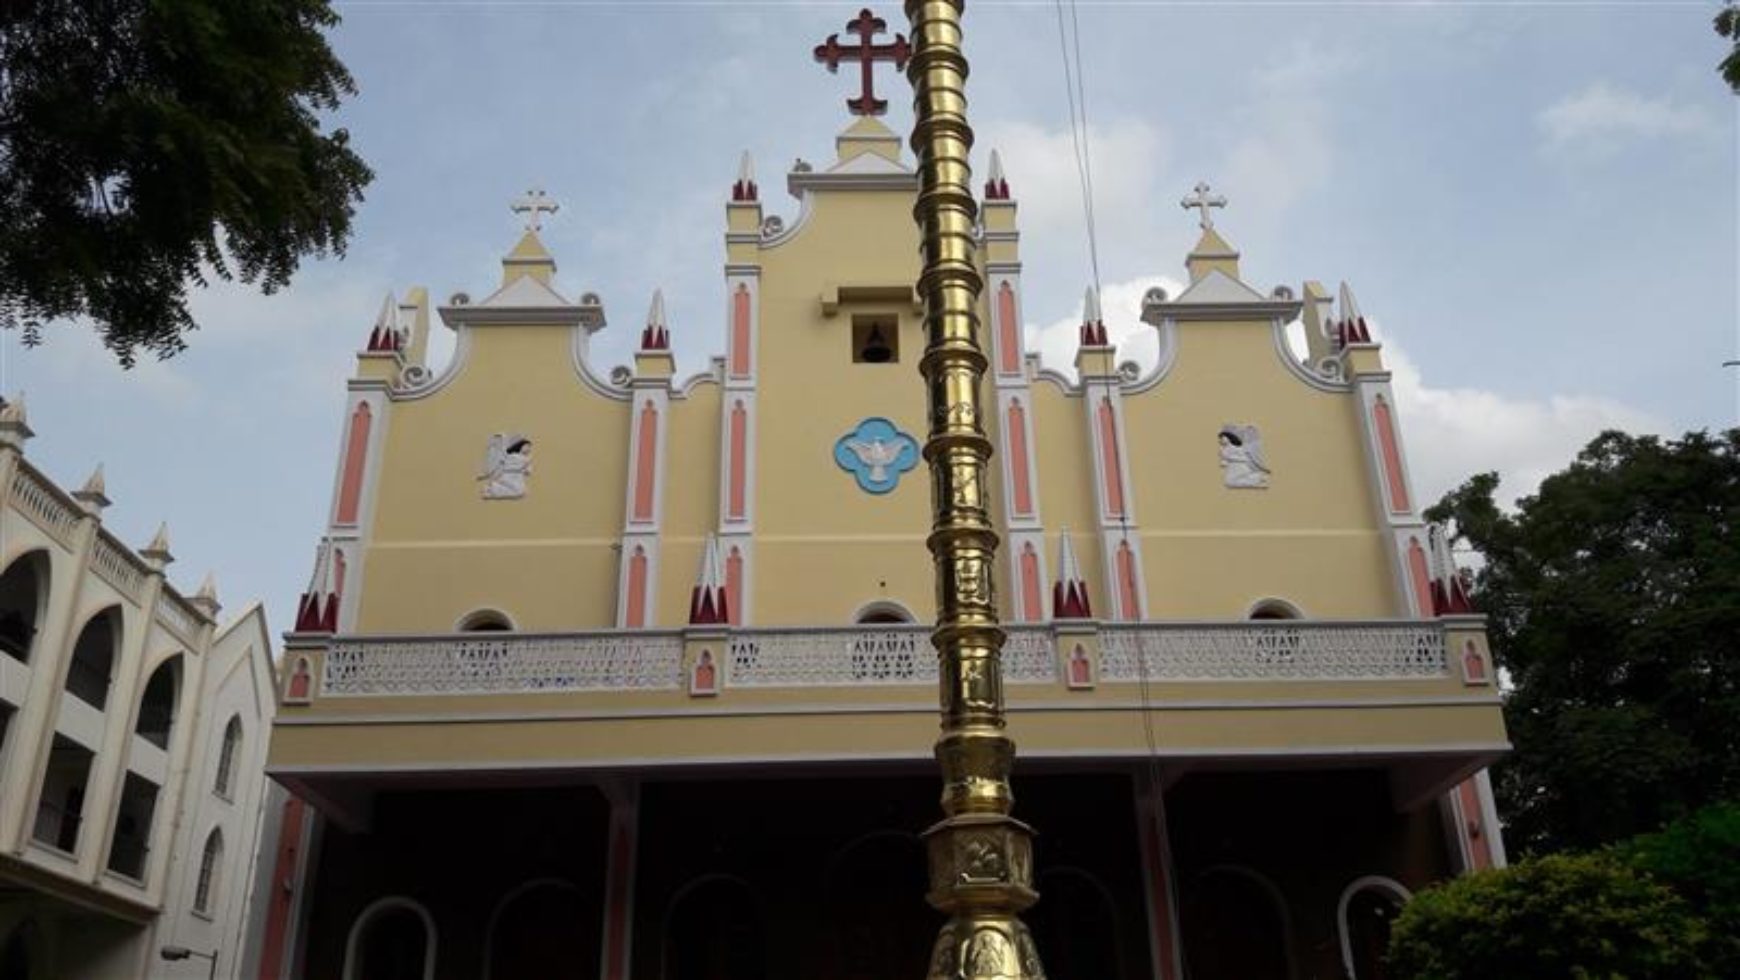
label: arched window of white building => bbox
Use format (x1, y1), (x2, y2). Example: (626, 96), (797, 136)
(194, 828), (224, 914)
(214, 715), (242, 798)
(0, 550), (48, 666)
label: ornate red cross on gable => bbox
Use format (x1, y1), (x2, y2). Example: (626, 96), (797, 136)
(813, 7), (911, 117)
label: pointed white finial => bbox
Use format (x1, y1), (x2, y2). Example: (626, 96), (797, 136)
(190, 572), (221, 618)
(1181, 181), (1228, 230)
(647, 288), (668, 329)
(510, 188), (560, 233)
(0, 392), (31, 448)
(738, 151), (755, 186)
(375, 292), (397, 330)
(1337, 281), (1362, 324)
(1082, 286), (1102, 324)
(988, 149), (1006, 184)
(73, 464), (111, 514)
(1057, 529), (1083, 584)
(696, 533), (724, 590)
(141, 522), (173, 569)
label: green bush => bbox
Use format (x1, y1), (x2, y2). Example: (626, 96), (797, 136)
(1618, 801), (1740, 974)
(1387, 853), (1708, 979)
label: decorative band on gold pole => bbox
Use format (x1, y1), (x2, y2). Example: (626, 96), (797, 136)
(905, 2), (1045, 977)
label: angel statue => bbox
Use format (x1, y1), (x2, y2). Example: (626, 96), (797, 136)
(479, 433), (533, 500)
(1218, 424), (1270, 489)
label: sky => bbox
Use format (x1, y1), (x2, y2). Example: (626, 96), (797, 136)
(1, 0), (1735, 637)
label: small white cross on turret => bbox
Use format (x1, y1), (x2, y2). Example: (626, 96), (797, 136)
(1180, 181), (1227, 230)
(511, 188), (559, 232)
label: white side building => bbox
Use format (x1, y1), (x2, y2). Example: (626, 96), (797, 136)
(0, 396), (277, 980)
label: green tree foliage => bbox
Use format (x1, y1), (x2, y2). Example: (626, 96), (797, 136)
(1618, 802), (1740, 975)
(1719, 3), (1740, 93)
(1388, 853), (1708, 980)
(1426, 431), (1740, 855)
(0, 0), (372, 365)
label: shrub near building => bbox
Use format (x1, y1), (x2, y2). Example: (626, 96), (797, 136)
(1386, 853), (1708, 979)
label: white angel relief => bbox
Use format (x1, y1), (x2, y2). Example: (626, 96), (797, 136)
(479, 433), (533, 500)
(1218, 424), (1270, 489)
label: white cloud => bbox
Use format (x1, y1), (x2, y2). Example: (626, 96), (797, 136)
(1024, 274), (1186, 380)
(1537, 82), (1716, 156)
(1386, 342), (1666, 507)
(975, 117), (1170, 265)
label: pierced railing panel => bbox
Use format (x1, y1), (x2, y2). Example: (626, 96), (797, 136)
(728, 627), (933, 687)
(10, 467), (79, 544)
(322, 633), (684, 696)
(1098, 624), (1447, 681)
(90, 534), (146, 599)
(1002, 627), (1057, 683)
(155, 595), (200, 642)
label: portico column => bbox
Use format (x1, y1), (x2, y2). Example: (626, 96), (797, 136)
(1135, 771), (1184, 980)
(599, 778), (640, 980)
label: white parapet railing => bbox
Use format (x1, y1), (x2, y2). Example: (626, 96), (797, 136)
(10, 465), (81, 545)
(1098, 622), (1448, 681)
(322, 632), (686, 696)
(312, 622), (1450, 697)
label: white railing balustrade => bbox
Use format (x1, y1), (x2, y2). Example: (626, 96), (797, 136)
(1098, 623), (1446, 681)
(308, 622), (1449, 698)
(10, 466), (80, 544)
(322, 633), (684, 696)
(90, 534), (145, 598)
(155, 595), (200, 642)
(728, 626), (932, 686)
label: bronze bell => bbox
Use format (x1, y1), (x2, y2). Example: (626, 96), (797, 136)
(861, 324), (894, 363)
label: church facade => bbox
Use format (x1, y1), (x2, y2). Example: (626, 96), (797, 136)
(260, 18), (1508, 980)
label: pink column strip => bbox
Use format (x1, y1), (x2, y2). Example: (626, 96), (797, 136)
(726, 547), (744, 625)
(335, 403), (371, 525)
(1373, 396), (1412, 514)
(730, 286), (751, 378)
(633, 403), (658, 522)
(1407, 537), (1434, 617)
(1117, 541), (1141, 621)
(997, 282), (1020, 376)
(1008, 401), (1033, 518)
(625, 549), (648, 628)
(728, 401), (748, 520)
(1019, 544), (1042, 623)
(1458, 779), (1493, 870)
(1099, 398), (1125, 518)
(600, 811), (638, 980)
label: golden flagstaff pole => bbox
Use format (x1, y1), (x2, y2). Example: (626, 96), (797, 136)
(906, 3), (1045, 978)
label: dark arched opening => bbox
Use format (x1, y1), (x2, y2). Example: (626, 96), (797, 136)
(135, 656), (180, 749)
(1028, 867), (1125, 980)
(0, 551), (47, 664)
(824, 833), (934, 980)
(65, 608), (120, 709)
(1344, 885), (1406, 980)
(1180, 868), (1291, 980)
(487, 880), (598, 980)
(664, 877), (766, 980)
(350, 903), (431, 980)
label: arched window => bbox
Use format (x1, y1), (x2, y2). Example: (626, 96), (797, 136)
(1028, 867), (1126, 980)
(853, 600), (914, 625)
(663, 876), (765, 980)
(214, 716), (243, 798)
(1338, 877), (1411, 980)
(0, 551), (47, 665)
(64, 608), (120, 709)
(824, 832), (930, 980)
(483, 879), (599, 980)
(344, 897), (436, 980)
(1180, 866), (1294, 980)
(135, 656), (181, 749)
(194, 828), (224, 914)
(1247, 598), (1304, 620)
(456, 609), (513, 632)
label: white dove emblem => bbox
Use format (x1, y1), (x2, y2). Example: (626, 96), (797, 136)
(845, 438), (904, 482)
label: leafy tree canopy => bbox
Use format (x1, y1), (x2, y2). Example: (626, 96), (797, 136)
(1388, 853), (1708, 980)
(0, 0), (372, 365)
(1719, 3), (1740, 93)
(1427, 430), (1740, 855)
(1618, 801), (1740, 975)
